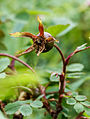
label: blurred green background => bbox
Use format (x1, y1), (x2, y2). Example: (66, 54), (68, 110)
(0, 0), (90, 100)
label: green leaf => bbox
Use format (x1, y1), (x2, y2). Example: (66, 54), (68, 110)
(75, 95), (87, 101)
(5, 100), (31, 115)
(19, 104), (32, 116)
(67, 63), (84, 72)
(72, 92), (78, 97)
(15, 11), (30, 21)
(0, 42), (7, 50)
(50, 73), (59, 82)
(81, 101), (90, 107)
(5, 103), (21, 114)
(66, 72), (84, 79)
(0, 72), (6, 79)
(0, 58), (10, 72)
(74, 103), (84, 113)
(30, 100), (43, 108)
(66, 98), (76, 105)
(46, 24), (70, 37)
(0, 111), (7, 119)
(84, 107), (90, 116)
(76, 43), (87, 51)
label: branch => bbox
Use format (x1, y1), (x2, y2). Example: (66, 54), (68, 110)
(54, 44), (65, 65)
(0, 53), (35, 73)
(65, 46), (90, 65)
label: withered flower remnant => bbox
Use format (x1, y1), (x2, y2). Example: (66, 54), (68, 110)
(10, 16), (58, 56)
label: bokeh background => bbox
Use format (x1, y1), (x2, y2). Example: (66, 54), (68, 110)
(0, 0), (90, 101)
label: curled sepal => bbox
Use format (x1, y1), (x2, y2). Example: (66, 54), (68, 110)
(10, 32), (37, 41)
(37, 16), (44, 37)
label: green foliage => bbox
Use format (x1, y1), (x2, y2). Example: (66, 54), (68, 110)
(0, 111), (7, 119)
(0, 72), (6, 79)
(81, 101), (90, 107)
(5, 100), (43, 117)
(67, 63), (84, 72)
(74, 103), (84, 113)
(0, 0), (90, 118)
(19, 104), (32, 116)
(0, 58), (10, 72)
(46, 24), (70, 37)
(75, 95), (87, 101)
(30, 100), (43, 108)
(0, 68), (39, 100)
(50, 73), (59, 82)
(66, 98), (76, 105)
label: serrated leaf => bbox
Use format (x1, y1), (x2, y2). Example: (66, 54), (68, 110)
(0, 58), (10, 72)
(5, 103), (21, 114)
(74, 103), (84, 113)
(0, 72), (6, 79)
(75, 95), (87, 101)
(46, 24), (70, 37)
(76, 43), (87, 51)
(5, 100), (32, 115)
(72, 92), (78, 97)
(19, 104), (32, 116)
(67, 63), (84, 72)
(50, 73), (59, 82)
(66, 98), (76, 105)
(30, 100), (43, 108)
(81, 101), (90, 107)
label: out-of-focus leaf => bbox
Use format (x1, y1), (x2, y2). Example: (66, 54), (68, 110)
(74, 103), (84, 113)
(66, 98), (76, 105)
(0, 72), (6, 79)
(27, 10), (50, 15)
(15, 11), (30, 21)
(66, 72), (84, 79)
(30, 100), (43, 108)
(0, 111), (7, 119)
(72, 92), (78, 97)
(67, 63), (84, 72)
(57, 23), (77, 37)
(76, 43), (87, 51)
(19, 104), (32, 116)
(84, 107), (90, 116)
(46, 24), (70, 37)
(81, 101), (90, 107)
(0, 42), (7, 50)
(71, 78), (86, 91)
(0, 30), (5, 38)
(0, 58), (10, 72)
(75, 95), (87, 101)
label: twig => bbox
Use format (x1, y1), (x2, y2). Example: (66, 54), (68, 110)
(0, 53), (35, 73)
(54, 44), (65, 65)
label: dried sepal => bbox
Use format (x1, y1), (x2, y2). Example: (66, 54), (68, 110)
(10, 32), (37, 41)
(37, 16), (44, 37)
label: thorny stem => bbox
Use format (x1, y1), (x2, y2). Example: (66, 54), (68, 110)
(0, 53), (35, 73)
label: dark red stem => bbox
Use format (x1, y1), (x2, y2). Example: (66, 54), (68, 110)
(0, 53), (35, 72)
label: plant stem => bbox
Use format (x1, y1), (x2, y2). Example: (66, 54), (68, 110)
(54, 44), (65, 65)
(0, 53), (35, 73)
